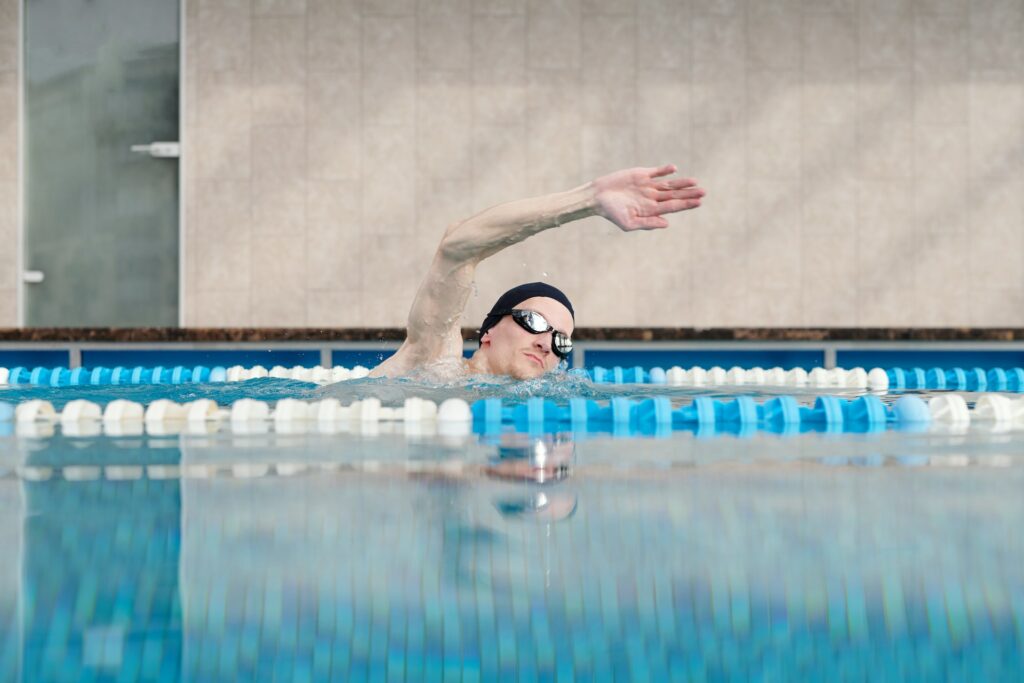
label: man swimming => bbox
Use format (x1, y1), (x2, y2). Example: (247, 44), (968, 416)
(370, 165), (705, 379)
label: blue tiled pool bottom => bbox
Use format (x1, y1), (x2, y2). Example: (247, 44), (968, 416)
(2, 430), (1023, 681)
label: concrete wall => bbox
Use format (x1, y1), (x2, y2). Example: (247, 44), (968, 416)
(3, 0), (1024, 328)
(0, 0), (17, 325)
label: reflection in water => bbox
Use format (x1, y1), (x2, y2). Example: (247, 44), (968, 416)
(0, 431), (1022, 680)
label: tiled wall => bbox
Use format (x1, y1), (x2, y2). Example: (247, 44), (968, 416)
(3, 0), (1024, 328)
(0, 0), (17, 325)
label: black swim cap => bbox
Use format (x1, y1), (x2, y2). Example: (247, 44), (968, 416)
(478, 282), (575, 344)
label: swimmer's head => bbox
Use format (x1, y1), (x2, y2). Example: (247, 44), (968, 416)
(475, 282), (575, 379)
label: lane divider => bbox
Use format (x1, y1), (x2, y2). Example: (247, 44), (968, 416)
(0, 364), (372, 387)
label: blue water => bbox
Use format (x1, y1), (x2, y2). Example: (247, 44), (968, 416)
(1, 380), (1023, 681)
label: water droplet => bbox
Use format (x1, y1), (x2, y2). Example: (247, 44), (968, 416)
(542, 271), (548, 277)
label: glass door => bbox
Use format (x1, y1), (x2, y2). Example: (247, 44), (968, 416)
(23, 0), (180, 326)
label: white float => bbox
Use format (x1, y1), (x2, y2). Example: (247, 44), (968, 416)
(60, 399), (102, 423)
(928, 394), (970, 425)
(15, 400), (57, 424)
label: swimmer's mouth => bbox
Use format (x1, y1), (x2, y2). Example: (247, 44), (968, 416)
(524, 352), (544, 367)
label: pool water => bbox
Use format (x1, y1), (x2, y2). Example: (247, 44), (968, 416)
(1, 379), (1023, 681)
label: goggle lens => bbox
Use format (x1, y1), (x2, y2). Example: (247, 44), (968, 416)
(510, 310), (572, 360)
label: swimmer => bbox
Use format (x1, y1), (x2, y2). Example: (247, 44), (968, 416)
(370, 165), (705, 379)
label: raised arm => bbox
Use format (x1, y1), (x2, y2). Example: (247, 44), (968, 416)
(370, 165), (704, 376)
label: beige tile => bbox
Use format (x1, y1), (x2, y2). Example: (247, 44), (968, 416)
(969, 288), (1024, 326)
(693, 14), (745, 75)
(0, 76), (14, 181)
(914, 125), (968, 233)
(748, 70), (801, 129)
(194, 181), (251, 291)
(913, 232), (968, 292)
(915, 13), (968, 78)
(747, 179), (802, 241)
(746, 225), (801, 293)
(857, 230), (918, 292)
(185, 290), (253, 327)
(802, 123), (857, 180)
(252, 176), (306, 236)
(252, 126), (306, 179)
(307, 290), (366, 326)
(636, 0), (690, 65)
(910, 288), (969, 326)
(970, 71), (1024, 130)
(634, 285), (694, 327)
(307, 0), (361, 71)
(748, 122), (800, 180)
(582, 14), (636, 73)
(748, 0), (801, 70)
(0, 289), (15, 326)
(473, 15), (527, 74)
(307, 70), (361, 128)
(0, 0), (16, 72)
(691, 0), (743, 16)
(802, 0), (856, 12)
(254, 0), (306, 15)
(307, 126), (361, 180)
(969, 227), (1024, 288)
(471, 124), (527, 210)
(581, 125), (635, 180)
(473, 73), (527, 126)
(969, 124), (1024, 185)
(250, 236), (308, 326)
(418, 69), (472, 128)
(252, 82), (306, 126)
(305, 181), (363, 292)
(802, 82), (857, 125)
(362, 73), (415, 128)
(525, 121), (582, 193)
(363, 16), (415, 77)
(969, 2), (1024, 70)
(581, 0), (632, 13)
(418, 118), (473, 179)
(913, 77), (968, 125)
(363, 126), (415, 234)
(418, 11), (471, 70)
(691, 82), (745, 125)
(690, 293), (748, 328)
(197, 70), (251, 128)
(802, 283), (858, 327)
(803, 13), (856, 79)
(690, 231), (749, 299)
(526, 1), (580, 70)
(969, 174), (1024, 235)
(253, 17), (306, 83)
(419, 0), (471, 14)
(198, 0), (251, 72)
(915, 0), (967, 15)
(801, 232), (857, 289)
(195, 123), (252, 180)
(801, 178), (857, 234)
(527, 69), (582, 128)
(859, 122), (914, 179)
(743, 289), (803, 327)
(417, 177), (473, 234)
(474, 0), (526, 14)
(581, 69), (635, 125)
(857, 287), (912, 326)
(364, 0), (415, 13)
(691, 124), (745, 181)
(858, 69), (913, 127)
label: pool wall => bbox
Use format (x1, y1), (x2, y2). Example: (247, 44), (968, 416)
(3, 1), (1024, 329)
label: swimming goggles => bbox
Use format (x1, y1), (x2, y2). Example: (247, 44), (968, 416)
(505, 309), (573, 359)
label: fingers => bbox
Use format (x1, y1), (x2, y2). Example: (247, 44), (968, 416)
(632, 215), (670, 229)
(652, 187), (705, 202)
(654, 177), (700, 191)
(646, 164), (677, 178)
(652, 198), (702, 215)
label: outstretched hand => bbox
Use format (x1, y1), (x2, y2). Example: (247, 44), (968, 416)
(593, 164), (705, 231)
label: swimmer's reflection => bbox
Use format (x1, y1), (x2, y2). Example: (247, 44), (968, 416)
(482, 432), (577, 523)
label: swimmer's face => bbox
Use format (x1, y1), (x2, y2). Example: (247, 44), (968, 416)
(480, 296), (574, 379)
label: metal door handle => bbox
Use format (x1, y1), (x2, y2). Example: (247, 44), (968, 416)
(23, 270), (44, 284)
(130, 141), (180, 158)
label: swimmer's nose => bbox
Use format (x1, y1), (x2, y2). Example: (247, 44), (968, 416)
(533, 335), (552, 354)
